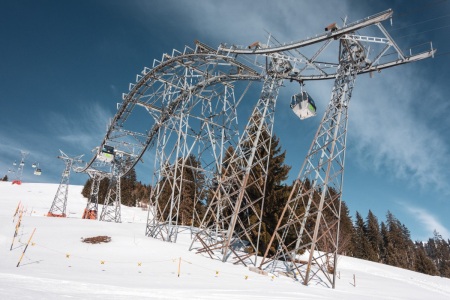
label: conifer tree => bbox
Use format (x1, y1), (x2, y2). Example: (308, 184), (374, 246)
(156, 155), (206, 226)
(383, 211), (416, 269)
(337, 201), (355, 256)
(121, 168), (137, 206)
(258, 135), (291, 256)
(414, 241), (438, 275)
(366, 210), (383, 262)
(380, 221), (389, 263)
(352, 211), (377, 260)
(429, 231), (450, 277)
(179, 155), (206, 226)
(81, 178), (92, 199)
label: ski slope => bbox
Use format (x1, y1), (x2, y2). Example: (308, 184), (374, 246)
(1, 181), (449, 299)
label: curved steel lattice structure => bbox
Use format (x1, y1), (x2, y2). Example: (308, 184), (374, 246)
(77, 9), (435, 288)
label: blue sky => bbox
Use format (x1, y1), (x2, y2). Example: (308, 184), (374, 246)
(1, 0), (450, 241)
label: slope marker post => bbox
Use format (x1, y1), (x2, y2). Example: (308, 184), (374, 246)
(16, 228), (36, 267)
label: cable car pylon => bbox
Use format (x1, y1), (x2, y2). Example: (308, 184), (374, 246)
(208, 8), (435, 287)
(47, 150), (83, 218)
(71, 7), (435, 289)
(99, 165), (122, 223)
(82, 169), (111, 220)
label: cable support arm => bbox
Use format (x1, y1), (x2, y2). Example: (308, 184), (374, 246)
(217, 9), (393, 55)
(290, 47), (435, 81)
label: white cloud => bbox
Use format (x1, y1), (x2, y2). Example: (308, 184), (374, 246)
(349, 67), (450, 194)
(45, 102), (111, 152)
(127, 0), (353, 48)
(404, 203), (450, 240)
(0, 101), (112, 184)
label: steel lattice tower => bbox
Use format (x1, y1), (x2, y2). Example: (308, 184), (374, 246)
(99, 164), (122, 223)
(190, 73), (283, 266)
(82, 169), (110, 220)
(259, 38), (366, 287)
(144, 43), (258, 242)
(71, 8), (435, 289)
(48, 150), (83, 217)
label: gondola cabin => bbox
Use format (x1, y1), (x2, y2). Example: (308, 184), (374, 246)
(290, 91), (317, 120)
(32, 162), (37, 168)
(98, 145), (115, 163)
(34, 168), (42, 176)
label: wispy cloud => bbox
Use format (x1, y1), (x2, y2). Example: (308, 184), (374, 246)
(0, 102), (112, 184)
(349, 67), (450, 194)
(127, 0), (352, 48)
(45, 102), (111, 153)
(403, 203), (450, 240)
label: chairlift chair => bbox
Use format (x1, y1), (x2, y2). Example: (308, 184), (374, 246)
(290, 91), (317, 120)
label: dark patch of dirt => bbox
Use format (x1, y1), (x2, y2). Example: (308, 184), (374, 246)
(81, 236), (111, 244)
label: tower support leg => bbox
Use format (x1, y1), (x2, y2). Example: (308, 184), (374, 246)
(259, 39), (366, 287)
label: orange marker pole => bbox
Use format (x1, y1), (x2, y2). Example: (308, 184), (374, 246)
(12, 201), (21, 222)
(16, 228), (36, 267)
(10, 212), (23, 250)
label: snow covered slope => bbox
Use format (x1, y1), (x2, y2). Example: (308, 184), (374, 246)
(1, 181), (449, 299)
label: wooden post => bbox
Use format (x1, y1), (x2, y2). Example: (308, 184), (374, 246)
(353, 274), (356, 287)
(10, 212), (23, 250)
(177, 257), (181, 277)
(12, 201), (21, 222)
(17, 228), (36, 267)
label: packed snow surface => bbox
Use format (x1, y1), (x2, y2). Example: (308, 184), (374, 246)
(1, 181), (449, 299)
